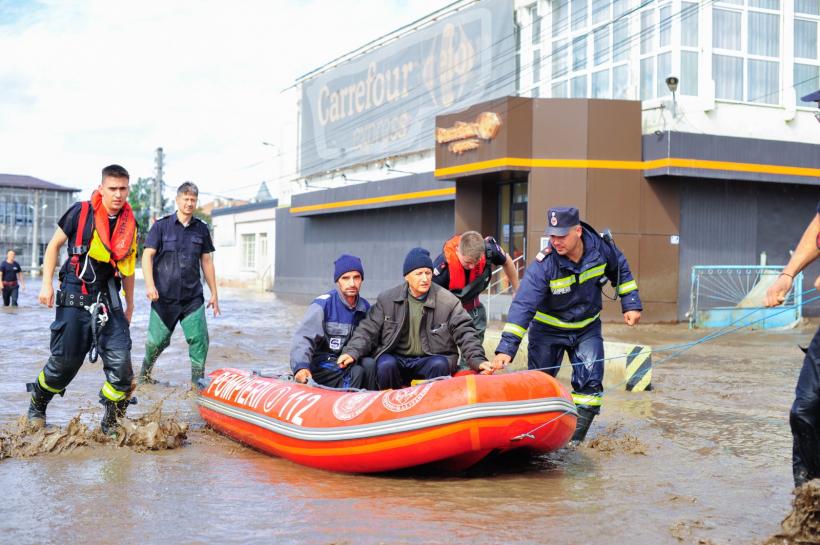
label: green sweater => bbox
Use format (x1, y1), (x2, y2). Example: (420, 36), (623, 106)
(395, 294), (426, 356)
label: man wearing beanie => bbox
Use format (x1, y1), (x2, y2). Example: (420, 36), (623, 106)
(289, 254), (376, 389)
(338, 247), (496, 390)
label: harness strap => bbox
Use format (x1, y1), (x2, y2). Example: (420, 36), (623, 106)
(70, 202), (93, 295)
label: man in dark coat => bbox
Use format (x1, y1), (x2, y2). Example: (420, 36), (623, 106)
(338, 247), (496, 390)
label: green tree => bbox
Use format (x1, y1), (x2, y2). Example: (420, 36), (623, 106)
(128, 177), (168, 256)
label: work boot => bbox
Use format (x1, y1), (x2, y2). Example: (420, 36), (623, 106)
(569, 406), (597, 446)
(100, 398), (129, 436)
(26, 382), (54, 427)
(191, 367), (205, 389)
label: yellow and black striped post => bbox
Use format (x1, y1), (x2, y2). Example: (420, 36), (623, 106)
(624, 345), (652, 391)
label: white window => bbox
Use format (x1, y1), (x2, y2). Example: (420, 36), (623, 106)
(241, 233), (256, 269)
(258, 232), (268, 264)
(796, 3), (820, 107)
(639, 2), (673, 100)
(680, 2), (699, 96)
(711, 1), (781, 105)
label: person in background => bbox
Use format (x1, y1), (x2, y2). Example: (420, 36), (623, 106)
(139, 181), (219, 387)
(432, 230), (519, 345)
(1, 249), (24, 306)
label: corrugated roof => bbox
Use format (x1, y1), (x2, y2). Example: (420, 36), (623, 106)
(0, 174), (79, 192)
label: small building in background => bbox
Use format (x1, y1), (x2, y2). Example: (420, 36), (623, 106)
(0, 174), (79, 272)
(211, 195), (277, 290)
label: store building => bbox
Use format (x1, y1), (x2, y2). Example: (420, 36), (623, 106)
(276, 0), (820, 320)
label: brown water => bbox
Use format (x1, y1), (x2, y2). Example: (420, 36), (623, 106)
(0, 283), (813, 545)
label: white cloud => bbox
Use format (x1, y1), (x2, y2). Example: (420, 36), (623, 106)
(0, 0), (447, 200)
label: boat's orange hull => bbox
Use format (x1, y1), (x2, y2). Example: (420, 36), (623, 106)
(198, 368), (576, 473)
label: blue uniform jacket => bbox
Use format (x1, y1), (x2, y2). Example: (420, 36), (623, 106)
(496, 226), (642, 358)
(290, 288), (370, 374)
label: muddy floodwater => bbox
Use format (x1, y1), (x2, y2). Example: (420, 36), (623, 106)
(0, 282), (814, 545)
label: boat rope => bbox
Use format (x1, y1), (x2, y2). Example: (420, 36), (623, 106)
(510, 288), (820, 442)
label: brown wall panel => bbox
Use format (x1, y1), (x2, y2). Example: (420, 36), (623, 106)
(639, 302), (679, 323)
(454, 180), (483, 234)
(587, 170), (641, 234)
(638, 235), (679, 302)
(587, 100), (642, 160)
(640, 178), (680, 235)
(527, 169), (588, 259)
(531, 100), (589, 159)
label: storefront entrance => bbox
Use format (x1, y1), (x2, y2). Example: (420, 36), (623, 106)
(497, 179), (527, 264)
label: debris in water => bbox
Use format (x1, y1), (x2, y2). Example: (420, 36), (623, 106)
(669, 519), (705, 542)
(586, 423), (648, 455)
(765, 480), (820, 545)
(114, 402), (188, 450)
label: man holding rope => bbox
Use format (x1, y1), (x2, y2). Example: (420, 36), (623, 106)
(765, 199), (820, 487)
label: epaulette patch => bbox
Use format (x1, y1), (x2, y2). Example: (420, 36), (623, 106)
(316, 294), (331, 300)
(535, 247), (552, 262)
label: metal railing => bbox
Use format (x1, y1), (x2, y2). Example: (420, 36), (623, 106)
(484, 254), (525, 320)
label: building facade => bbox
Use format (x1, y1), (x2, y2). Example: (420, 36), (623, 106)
(0, 174), (78, 272)
(276, 0), (820, 320)
(211, 200), (277, 290)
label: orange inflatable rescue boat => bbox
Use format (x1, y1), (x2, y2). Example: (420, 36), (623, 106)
(198, 368), (577, 473)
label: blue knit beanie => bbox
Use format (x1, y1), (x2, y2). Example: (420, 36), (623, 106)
(403, 247), (433, 276)
(333, 254), (364, 282)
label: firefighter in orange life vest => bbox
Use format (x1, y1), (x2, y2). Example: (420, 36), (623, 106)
(432, 231), (520, 346)
(26, 165), (138, 435)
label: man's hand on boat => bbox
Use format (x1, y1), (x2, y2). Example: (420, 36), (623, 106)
(478, 360), (503, 375)
(294, 369), (312, 384)
(485, 353), (512, 375)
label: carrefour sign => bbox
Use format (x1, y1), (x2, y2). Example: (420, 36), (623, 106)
(299, 0), (514, 176)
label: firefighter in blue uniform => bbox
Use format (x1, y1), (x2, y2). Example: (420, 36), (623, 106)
(493, 207), (642, 444)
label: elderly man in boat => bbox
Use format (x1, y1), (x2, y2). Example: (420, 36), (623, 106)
(338, 247), (499, 390)
(290, 254), (376, 389)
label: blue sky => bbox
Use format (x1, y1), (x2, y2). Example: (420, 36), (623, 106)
(0, 0), (446, 201)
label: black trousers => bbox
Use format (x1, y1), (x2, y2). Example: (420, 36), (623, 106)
(2, 285), (18, 306)
(310, 356), (376, 390)
(35, 288), (133, 400)
(791, 326), (820, 487)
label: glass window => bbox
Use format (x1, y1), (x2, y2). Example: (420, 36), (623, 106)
(613, 64), (629, 98)
(713, 9), (742, 51)
(797, 0), (820, 16)
(748, 59), (779, 104)
(613, 0), (630, 18)
(613, 18), (629, 62)
(640, 56), (655, 99)
(749, 0), (778, 8)
(657, 52), (672, 97)
(533, 50), (541, 83)
(681, 2), (699, 48)
(592, 69), (610, 97)
(242, 234), (256, 269)
(641, 10), (655, 54)
(573, 35), (588, 70)
(713, 54), (743, 100)
(258, 232), (268, 262)
(681, 51), (699, 95)
(592, 0), (610, 25)
(553, 0), (569, 34)
(795, 19), (818, 60)
(748, 12), (779, 57)
(572, 74), (588, 97)
(795, 63), (820, 105)
(659, 4), (672, 48)
(571, 0), (588, 30)
(552, 39), (569, 78)
(531, 6), (542, 46)
(594, 25), (610, 65)
(552, 80), (568, 97)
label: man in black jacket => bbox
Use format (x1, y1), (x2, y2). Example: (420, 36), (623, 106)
(338, 247), (496, 390)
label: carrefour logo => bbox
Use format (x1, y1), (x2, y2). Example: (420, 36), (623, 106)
(422, 22), (476, 108)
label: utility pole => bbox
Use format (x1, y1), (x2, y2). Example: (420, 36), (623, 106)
(152, 147), (165, 225)
(30, 190), (40, 276)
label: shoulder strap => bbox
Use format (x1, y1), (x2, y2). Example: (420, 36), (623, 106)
(70, 201), (94, 255)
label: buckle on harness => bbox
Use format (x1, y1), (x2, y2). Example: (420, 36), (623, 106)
(56, 290), (93, 308)
(69, 245), (89, 255)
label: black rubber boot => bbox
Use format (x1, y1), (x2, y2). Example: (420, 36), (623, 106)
(100, 398), (129, 436)
(26, 382), (54, 427)
(570, 406), (597, 445)
(191, 368), (204, 388)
